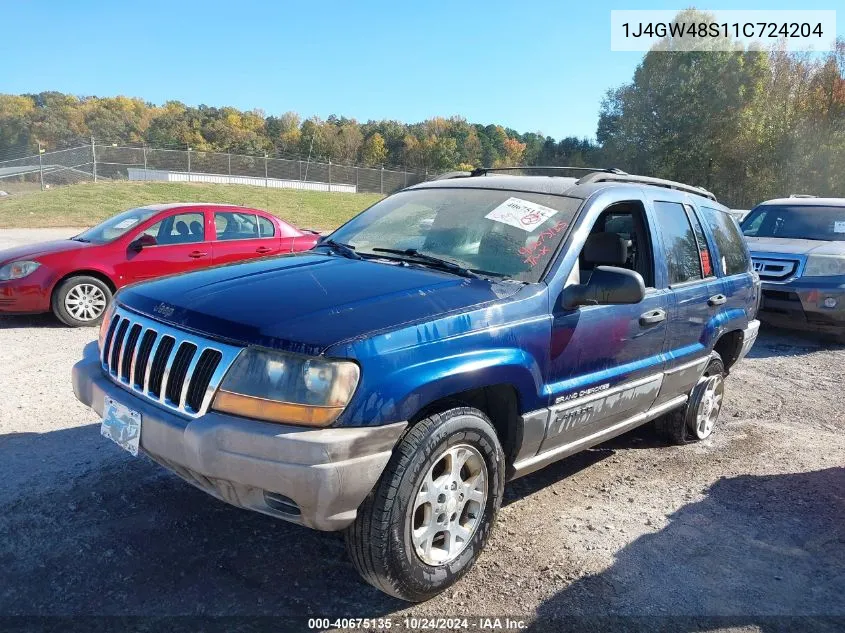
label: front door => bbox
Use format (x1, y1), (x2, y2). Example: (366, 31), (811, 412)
(119, 210), (212, 282)
(541, 200), (669, 454)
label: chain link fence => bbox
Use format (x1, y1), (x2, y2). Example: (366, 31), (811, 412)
(0, 142), (427, 198)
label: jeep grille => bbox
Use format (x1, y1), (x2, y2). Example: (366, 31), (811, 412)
(100, 305), (242, 417)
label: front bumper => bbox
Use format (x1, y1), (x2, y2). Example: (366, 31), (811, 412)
(758, 279), (845, 335)
(0, 276), (52, 314)
(72, 342), (406, 531)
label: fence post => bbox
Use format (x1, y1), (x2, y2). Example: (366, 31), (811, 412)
(91, 136), (97, 182)
(299, 160), (302, 181)
(328, 160), (332, 192)
(187, 146), (192, 182)
(356, 166), (359, 192)
(380, 165), (384, 195)
(38, 142), (45, 191)
(404, 167), (408, 188)
(264, 153), (269, 188)
(228, 153), (232, 177)
(142, 143), (148, 181)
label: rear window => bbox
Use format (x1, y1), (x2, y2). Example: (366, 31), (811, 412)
(703, 207), (751, 275)
(741, 204), (845, 242)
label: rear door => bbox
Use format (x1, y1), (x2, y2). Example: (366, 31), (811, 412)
(651, 200), (726, 402)
(699, 205), (756, 326)
(212, 211), (283, 265)
(119, 210), (212, 282)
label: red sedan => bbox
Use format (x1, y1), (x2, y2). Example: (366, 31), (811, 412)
(0, 203), (320, 326)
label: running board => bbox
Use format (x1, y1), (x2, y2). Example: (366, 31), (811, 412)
(510, 394), (688, 479)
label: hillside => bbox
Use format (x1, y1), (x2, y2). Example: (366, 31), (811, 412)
(0, 182), (382, 230)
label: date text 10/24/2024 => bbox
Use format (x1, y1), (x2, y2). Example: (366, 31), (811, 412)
(307, 617), (527, 630)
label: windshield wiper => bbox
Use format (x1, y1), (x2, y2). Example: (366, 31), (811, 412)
(70, 236), (90, 243)
(315, 238), (361, 260)
(371, 248), (480, 278)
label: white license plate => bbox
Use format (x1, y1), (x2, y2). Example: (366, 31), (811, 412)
(101, 396), (142, 456)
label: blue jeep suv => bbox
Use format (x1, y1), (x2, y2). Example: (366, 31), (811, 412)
(73, 168), (760, 601)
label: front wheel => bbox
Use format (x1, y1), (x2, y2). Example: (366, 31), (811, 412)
(52, 275), (112, 327)
(345, 407), (505, 602)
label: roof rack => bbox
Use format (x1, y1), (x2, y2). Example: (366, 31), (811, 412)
(468, 165), (627, 177)
(789, 194), (817, 198)
(575, 172), (717, 201)
(430, 170), (472, 180)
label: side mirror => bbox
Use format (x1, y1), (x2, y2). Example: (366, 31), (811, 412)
(563, 266), (645, 309)
(130, 234), (157, 251)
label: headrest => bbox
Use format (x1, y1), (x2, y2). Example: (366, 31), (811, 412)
(583, 232), (628, 266)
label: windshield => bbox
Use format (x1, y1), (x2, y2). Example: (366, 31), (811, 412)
(75, 207), (159, 244)
(326, 188), (583, 283)
(741, 205), (845, 242)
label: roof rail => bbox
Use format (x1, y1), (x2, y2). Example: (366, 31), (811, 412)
(430, 170), (472, 181)
(789, 193), (817, 198)
(576, 172), (717, 201)
(469, 165), (627, 178)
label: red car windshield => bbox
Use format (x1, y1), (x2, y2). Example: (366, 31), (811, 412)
(74, 208), (159, 244)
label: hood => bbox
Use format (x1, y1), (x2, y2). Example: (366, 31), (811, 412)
(118, 253), (523, 355)
(0, 239), (91, 264)
(746, 236), (845, 257)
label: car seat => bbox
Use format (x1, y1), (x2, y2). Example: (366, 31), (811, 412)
(175, 221), (190, 243)
(580, 232), (628, 283)
(190, 220), (204, 238)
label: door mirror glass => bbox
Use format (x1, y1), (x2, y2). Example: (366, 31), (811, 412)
(563, 266), (645, 309)
(130, 234), (157, 251)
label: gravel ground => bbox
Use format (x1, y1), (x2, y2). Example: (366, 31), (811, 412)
(0, 229), (843, 632)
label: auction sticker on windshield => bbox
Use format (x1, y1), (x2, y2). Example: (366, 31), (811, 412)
(486, 197), (559, 232)
(101, 396), (141, 456)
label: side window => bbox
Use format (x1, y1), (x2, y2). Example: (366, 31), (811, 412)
(702, 207), (751, 276)
(579, 201), (654, 287)
(653, 201), (702, 286)
(257, 216), (276, 238)
(143, 213), (205, 245)
(684, 204), (714, 277)
(215, 212), (260, 241)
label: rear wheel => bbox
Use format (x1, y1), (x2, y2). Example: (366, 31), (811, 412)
(52, 275), (112, 327)
(345, 407), (505, 602)
(656, 352), (725, 445)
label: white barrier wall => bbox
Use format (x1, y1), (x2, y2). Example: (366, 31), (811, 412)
(127, 168), (357, 193)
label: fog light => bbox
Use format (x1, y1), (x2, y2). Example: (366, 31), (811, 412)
(823, 297), (838, 309)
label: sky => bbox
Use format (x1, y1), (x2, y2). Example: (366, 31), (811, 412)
(1, 0), (841, 141)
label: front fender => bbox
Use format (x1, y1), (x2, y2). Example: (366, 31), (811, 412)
(343, 347), (545, 426)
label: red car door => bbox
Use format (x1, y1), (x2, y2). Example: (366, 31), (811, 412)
(212, 210), (284, 265)
(119, 210), (213, 283)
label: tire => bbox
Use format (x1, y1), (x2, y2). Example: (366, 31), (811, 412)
(655, 352), (726, 445)
(345, 407), (505, 602)
(52, 275), (112, 327)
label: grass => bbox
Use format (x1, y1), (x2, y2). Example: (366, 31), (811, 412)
(0, 181), (383, 230)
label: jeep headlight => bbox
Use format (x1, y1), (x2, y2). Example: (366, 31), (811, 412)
(804, 255), (845, 277)
(212, 347), (360, 427)
(0, 260), (40, 280)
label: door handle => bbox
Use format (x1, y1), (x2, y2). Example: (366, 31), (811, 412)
(255, 246), (272, 254)
(188, 250), (208, 259)
(708, 294), (727, 307)
(639, 308), (667, 326)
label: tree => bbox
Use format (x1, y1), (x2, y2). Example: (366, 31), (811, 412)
(361, 132), (387, 166)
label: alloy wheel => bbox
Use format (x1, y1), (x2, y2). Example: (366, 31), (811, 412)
(411, 443), (488, 565)
(693, 374), (724, 440)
